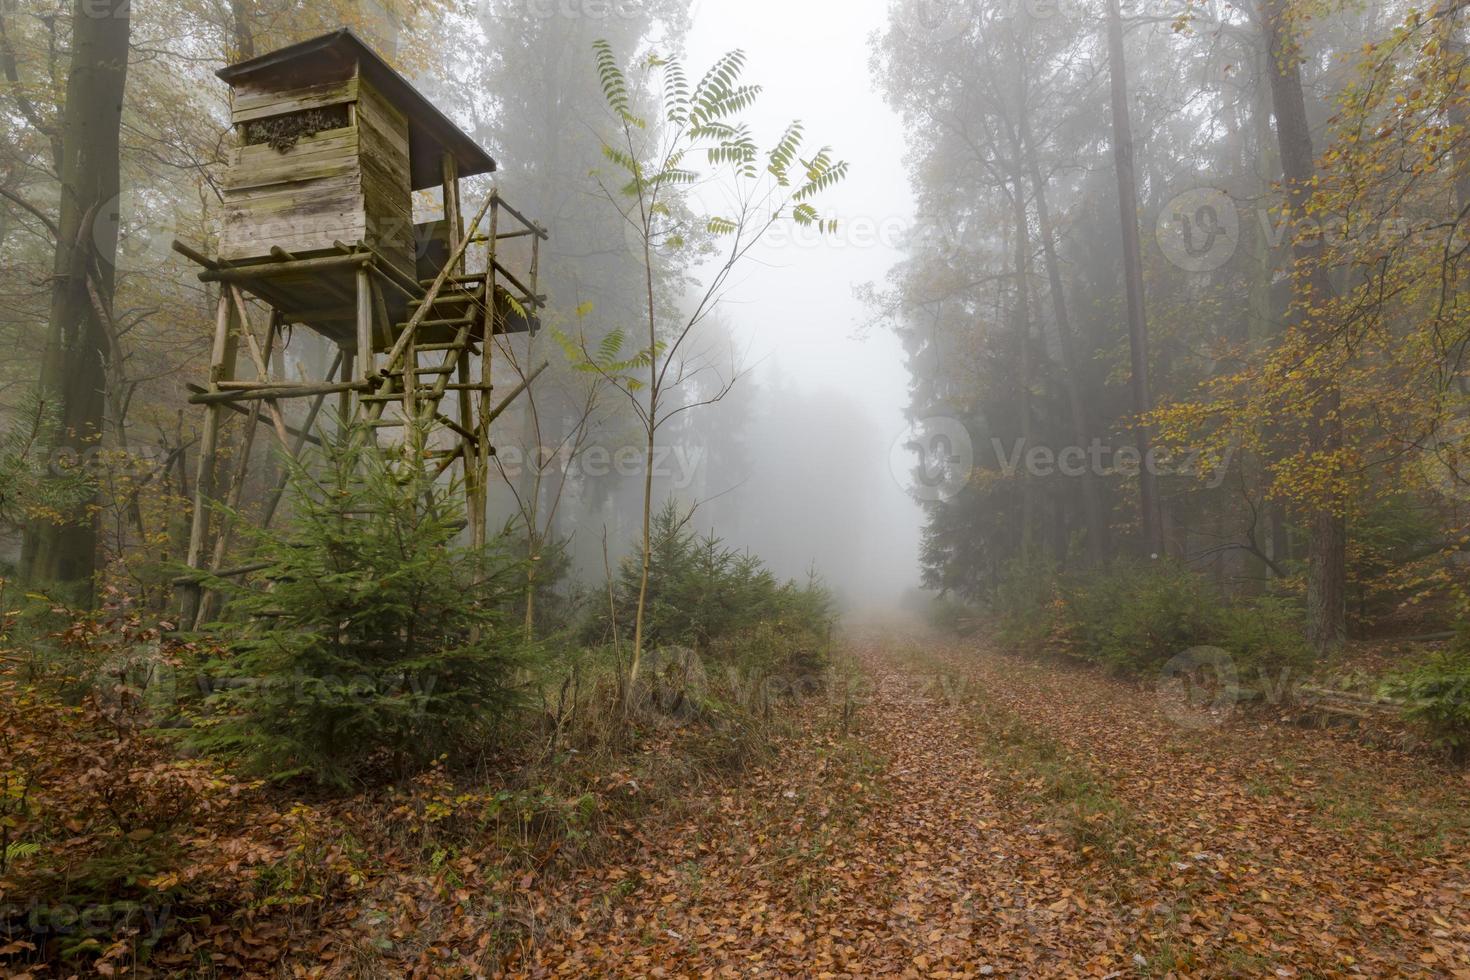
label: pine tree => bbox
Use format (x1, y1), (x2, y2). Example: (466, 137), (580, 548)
(190, 429), (529, 788)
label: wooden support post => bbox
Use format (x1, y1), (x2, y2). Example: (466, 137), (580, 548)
(399, 279), (418, 457)
(260, 349), (346, 531)
(356, 267), (375, 400)
(370, 277), (393, 351)
(230, 288), (293, 452)
(457, 353), (481, 547)
(195, 405), (263, 627)
(530, 227), (541, 292)
(473, 199), (500, 551)
(181, 291), (236, 628)
(443, 153), (463, 275)
(194, 305), (296, 625)
(339, 350), (355, 425)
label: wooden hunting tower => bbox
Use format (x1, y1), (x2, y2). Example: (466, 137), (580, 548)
(176, 29), (548, 627)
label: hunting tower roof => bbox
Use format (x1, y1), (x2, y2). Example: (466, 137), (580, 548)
(217, 28), (496, 190)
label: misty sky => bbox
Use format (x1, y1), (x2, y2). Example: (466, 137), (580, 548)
(682, 0), (924, 604)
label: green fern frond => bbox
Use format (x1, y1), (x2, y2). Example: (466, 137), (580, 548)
(4, 841), (40, 863)
(594, 40), (630, 117)
(767, 121), (806, 185)
(648, 169), (698, 187)
(690, 50), (752, 125)
(664, 60), (690, 125)
(601, 144), (641, 178)
(794, 154), (850, 202)
(599, 327), (628, 363)
(690, 123), (739, 142)
(694, 85), (763, 126)
(792, 202), (820, 227)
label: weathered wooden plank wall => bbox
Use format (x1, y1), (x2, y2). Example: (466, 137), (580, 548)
(355, 76), (414, 283)
(220, 66), (366, 264)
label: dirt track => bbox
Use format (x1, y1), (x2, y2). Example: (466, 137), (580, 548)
(511, 628), (1470, 977)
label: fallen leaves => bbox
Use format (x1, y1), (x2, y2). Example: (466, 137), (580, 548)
(7, 626), (1468, 977)
(510, 627), (1470, 977)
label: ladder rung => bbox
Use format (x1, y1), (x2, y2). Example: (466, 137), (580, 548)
(419, 275), (484, 287)
(393, 316), (478, 331)
(386, 365), (455, 376)
(416, 341), (477, 353)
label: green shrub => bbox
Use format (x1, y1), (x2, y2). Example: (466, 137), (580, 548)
(1214, 597), (1313, 681)
(708, 620), (827, 692)
(591, 502), (835, 718)
(994, 556), (1064, 656)
(994, 559), (1311, 683)
(1065, 561), (1215, 676)
(189, 429), (530, 789)
(0, 393), (92, 538)
(1384, 641), (1470, 762)
(926, 593), (979, 635)
(602, 501), (834, 666)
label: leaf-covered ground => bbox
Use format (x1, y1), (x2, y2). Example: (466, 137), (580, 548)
(510, 627), (1470, 977)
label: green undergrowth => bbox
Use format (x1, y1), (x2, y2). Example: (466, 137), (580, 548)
(992, 557), (1313, 687)
(1382, 637), (1470, 762)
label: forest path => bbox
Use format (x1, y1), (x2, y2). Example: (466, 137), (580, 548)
(509, 627), (1470, 978)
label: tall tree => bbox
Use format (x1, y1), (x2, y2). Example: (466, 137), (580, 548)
(1105, 0), (1165, 558)
(1259, 0), (1346, 651)
(1010, 38), (1110, 567)
(21, 0), (131, 599)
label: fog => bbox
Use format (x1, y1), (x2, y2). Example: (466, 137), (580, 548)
(7, 0), (1428, 618)
(674, 0), (924, 607)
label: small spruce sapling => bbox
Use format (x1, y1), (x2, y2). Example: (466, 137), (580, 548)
(189, 425), (529, 788)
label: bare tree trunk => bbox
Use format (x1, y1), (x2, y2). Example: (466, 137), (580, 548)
(1105, 0), (1164, 558)
(1020, 118), (1110, 566)
(227, 0), (255, 60)
(1006, 169), (1037, 556)
(22, 0), (132, 602)
(1261, 0), (1345, 652)
(628, 228), (659, 703)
